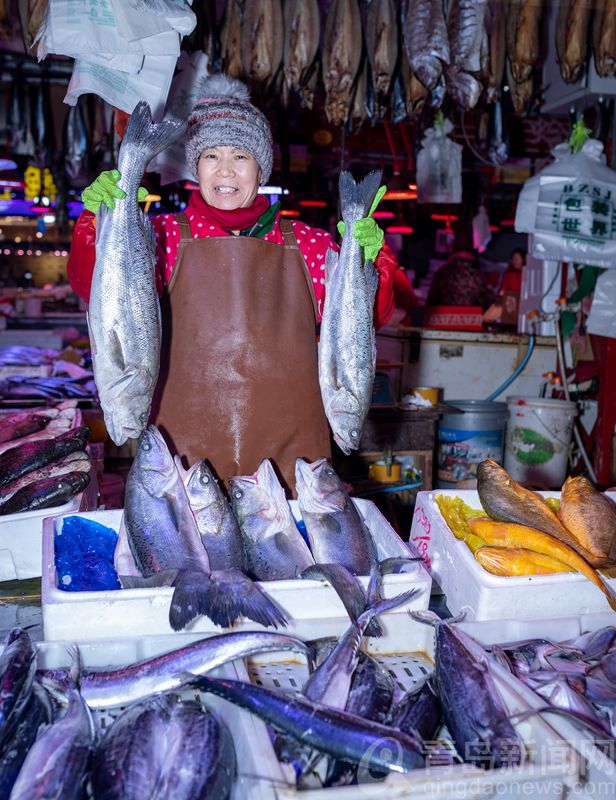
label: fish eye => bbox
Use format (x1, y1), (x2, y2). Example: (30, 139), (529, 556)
(142, 441), (151, 451)
(233, 489), (243, 499)
(350, 429), (359, 439)
(139, 412), (148, 423)
(200, 474), (210, 485)
(325, 468), (335, 477)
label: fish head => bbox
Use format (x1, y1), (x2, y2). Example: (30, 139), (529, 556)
(131, 426), (177, 495)
(295, 458), (347, 514)
(184, 460), (225, 521)
(100, 367), (155, 446)
(230, 459), (289, 524)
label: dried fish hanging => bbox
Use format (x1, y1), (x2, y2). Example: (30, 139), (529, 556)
(240, 0), (284, 89)
(485, 0), (506, 103)
(322, 0), (363, 126)
(557, 0), (594, 84)
(506, 0), (544, 116)
(365, 0), (399, 119)
(282, 0), (320, 109)
(593, 0), (616, 78)
(220, 0), (245, 80)
(401, 0), (449, 92)
(445, 0), (487, 111)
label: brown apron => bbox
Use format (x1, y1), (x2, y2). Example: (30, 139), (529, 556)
(150, 214), (331, 494)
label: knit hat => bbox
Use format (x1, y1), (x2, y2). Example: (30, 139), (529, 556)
(185, 74), (273, 184)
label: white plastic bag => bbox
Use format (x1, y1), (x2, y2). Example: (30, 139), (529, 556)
(586, 271), (616, 339)
(515, 139), (616, 268)
(148, 51), (209, 184)
(417, 118), (462, 204)
(472, 205), (492, 253)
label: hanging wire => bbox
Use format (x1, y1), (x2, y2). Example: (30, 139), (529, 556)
(459, 110), (498, 168)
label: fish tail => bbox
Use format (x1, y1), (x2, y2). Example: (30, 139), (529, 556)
(339, 170), (382, 226)
(359, 587), (419, 630)
(120, 101), (187, 175)
(169, 568), (288, 631)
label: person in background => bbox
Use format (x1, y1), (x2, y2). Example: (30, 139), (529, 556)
(426, 250), (491, 309)
(67, 75), (398, 492)
(499, 247), (526, 294)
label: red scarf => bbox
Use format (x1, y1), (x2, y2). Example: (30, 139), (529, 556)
(188, 191), (271, 231)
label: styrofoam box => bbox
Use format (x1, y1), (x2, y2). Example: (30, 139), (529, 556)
(227, 616), (582, 799)
(42, 500), (432, 647)
(32, 636), (281, 800)
(458, 614), (616, 798)
(410, 489), (616, 621)
(0, 409), (97, 581)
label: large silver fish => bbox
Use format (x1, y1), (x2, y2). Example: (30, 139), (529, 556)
(91, 693), (235, 800)
(88, 102), (185, 446)
(9, 685), (95, 800)
(318, 170), (381, 454)
(295, 458), (376, 575)
(230, 458), (314, 581)
(124, 427), (286, 630)
(322, 0), (363, 126)
(40, 632), (312, 709)
(402, 0), (450, 91)
(283, 0), (320, 108)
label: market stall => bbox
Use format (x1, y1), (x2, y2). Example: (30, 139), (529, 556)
(0, 0), (616, 797)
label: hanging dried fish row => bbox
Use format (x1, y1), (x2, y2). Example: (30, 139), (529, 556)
(401, 0), (449, 92)
(220, 0), (244, 80)
(506, 0), (544, 116)
(240, 0), (284, 89)
(282, 0), (320, 109)
(365, 0), (399, 119)
(556, 0), (594, 84)
(444, 0), (488, 111)
(322, 0), (363, 126)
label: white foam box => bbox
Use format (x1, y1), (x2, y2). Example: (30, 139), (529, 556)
(32, 635), (281, 800)
(226, 615), (582, 799)
(41, 500), (432, 647)
(458, 614), (616, 797)
(0, 409), (97, 581)
(410, 489), (616, 621)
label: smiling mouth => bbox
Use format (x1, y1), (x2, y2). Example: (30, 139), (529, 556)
(214, 186), (238, 194)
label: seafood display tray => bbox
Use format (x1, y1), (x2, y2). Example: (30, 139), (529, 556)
(458, 614), (616, 796)
(41, 500), (432, 648)
(410, 489), (616, 621)
(0, 409), (97, 582)
(35, 637), (281, 800)
(228, 617), (583, 799)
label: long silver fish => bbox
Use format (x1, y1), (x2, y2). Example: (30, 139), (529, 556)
(402, 0), (450, 91)
(9, 685), (95, 800)
(193, 675), (425, 773)
(318, 171), (381, 454)
(182, 459), (287, 626)
(91, 693), (235, 800)
(296, 458), (376, 575)
(124, 427), (286, 630)
(230, 458), (314, 580)
(88, 102), (186, 445)
(40, 631), (311, 709)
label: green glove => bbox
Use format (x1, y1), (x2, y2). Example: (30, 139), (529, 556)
(337, 185), (387, 262)
(82, 169), (148, 213)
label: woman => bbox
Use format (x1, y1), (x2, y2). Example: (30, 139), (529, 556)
(68, 75), (397, 492)
(499, 247), (526, 294)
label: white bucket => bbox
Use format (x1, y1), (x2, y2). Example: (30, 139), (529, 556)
(504, 396), (578, 489)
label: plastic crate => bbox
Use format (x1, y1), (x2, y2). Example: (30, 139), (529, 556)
(410, 489), (616, 620)
(42, 500), (432, 646)
(228, 615), (582, 798)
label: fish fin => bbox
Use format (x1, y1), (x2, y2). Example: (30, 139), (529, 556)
(366, 561), (383, 606)
(359, 587), (419, 632)
(122, 101), (187, 164)
(323, 248), (339, 284)
(273, 532), (313, 564)
(207, 569), (288, 629)
(339, 170), (382, 226)
(119, 569), (178, 589)
(409, 610), (444, 626)
(378, 556), (423, 574)
(107, 327), (126, 372)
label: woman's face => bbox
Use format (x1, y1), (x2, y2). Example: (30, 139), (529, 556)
(511, 251), (525, 270)
(197, 146), (261, 210)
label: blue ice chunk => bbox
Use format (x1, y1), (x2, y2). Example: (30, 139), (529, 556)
(295, 518), (311, 549)
(55, 515), (121, 592)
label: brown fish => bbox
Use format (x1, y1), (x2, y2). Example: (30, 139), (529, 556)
(241, 0), (284, 88)
(220, 0), (244, 79)
(558, 476), (616, 562)
(557, 0), (593, 84)
(507, 0), (544, 85)
(475, 547), (575, 576)
(366, 0), (399, 107)
(283, 0), (320, 107)
(401, 49), (429, 119)
(485, 0), (507, 102)
(402, 0), (450, 91)
(349, 58), (370, 131)
(593, 0), (616, 77)
(477, 460), (593, 556)
(322, 0), (363, 126)
(506, 60), (533, 116)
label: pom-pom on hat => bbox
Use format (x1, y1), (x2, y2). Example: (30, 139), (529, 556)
(185, 74), (273, 184)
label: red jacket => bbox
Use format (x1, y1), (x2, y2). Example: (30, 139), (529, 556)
(67, 193), (396, 329)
